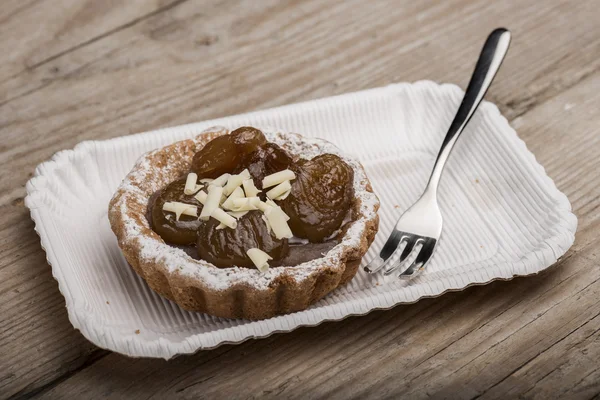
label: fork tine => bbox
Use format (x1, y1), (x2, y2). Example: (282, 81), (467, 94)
(399, 238), (437, 279)
(364, 230), (407, 273)
(379, 229), (406, 260)
(383, 238), (420, 276)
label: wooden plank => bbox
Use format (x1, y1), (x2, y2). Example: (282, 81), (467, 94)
(0, 0), (598, 397)
(480, 313), (600, 399)
(33, 54), (600, 399)
(0, 0), (185, 101)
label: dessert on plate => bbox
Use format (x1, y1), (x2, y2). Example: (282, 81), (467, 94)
(109, 126), (379, 320)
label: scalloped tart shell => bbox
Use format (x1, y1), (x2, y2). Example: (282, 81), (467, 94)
(108, 127), (379, 320)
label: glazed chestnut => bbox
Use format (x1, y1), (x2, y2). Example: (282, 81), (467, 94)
(197, 211), (288, 268)
(281, 154), (354, 242)
(150, 178), (203, 245)
(191, 127), (267, 178)
(235, 142), (294, 188)
(190, 135), (239, 179)
(231, 126), (267, 153)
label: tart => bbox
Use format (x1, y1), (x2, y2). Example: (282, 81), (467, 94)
(109, 126), (379, 320)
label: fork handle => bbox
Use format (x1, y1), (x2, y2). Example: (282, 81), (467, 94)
(425, 28), (511, 193)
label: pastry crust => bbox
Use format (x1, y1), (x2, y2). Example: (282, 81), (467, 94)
(108, 127), (380, 320)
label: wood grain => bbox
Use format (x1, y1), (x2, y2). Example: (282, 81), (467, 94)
(0, 0), (599, 398)
(0, 0), (185, 101)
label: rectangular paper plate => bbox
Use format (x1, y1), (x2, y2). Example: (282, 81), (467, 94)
(25, 81), (577, 358)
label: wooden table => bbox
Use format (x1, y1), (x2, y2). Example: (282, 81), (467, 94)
(2, 1), (599, 398)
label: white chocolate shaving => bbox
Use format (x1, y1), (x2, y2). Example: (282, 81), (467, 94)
(194, 190), (207, 204)
(200, 186), (223, 221)
(266, 199), (278, 208)
(266, 180), (292, 200)
(162, 201), (198, 221)
(246, 248), (273, 273)
(211, 208), (237, 229)
(216, 223), (226, 230)
(256, 200), (271, 212)
(232, 197), (261, 211)
(242, 179), (261, 197)
(221, 187), (244, 210)
(262, 169), (295, 188)
(239, 169), (251, 179)
(274, 188), (291, 200)
(223, 174), (246, 196)
(263, 199), (290, 221)
(200, 178), (214, 184)
(265, 206), (293, 239)
(228, 210), (249, 219)
(184, 173), (199, 195)
(210, 173), (230, 188)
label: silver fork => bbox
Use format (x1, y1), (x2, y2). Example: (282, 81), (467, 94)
(365, 28), (511, 279)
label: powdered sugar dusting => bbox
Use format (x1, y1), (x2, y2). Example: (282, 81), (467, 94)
(111, 127), (379, 291)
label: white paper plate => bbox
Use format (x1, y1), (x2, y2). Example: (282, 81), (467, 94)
(25, 81), (576, 359)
